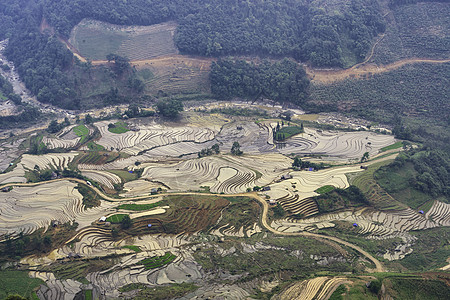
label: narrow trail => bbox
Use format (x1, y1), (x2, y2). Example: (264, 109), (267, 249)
(0, 154), (396, 273)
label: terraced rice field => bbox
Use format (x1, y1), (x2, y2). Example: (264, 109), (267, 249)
(0, 181), (115, 238)
(278, 128), (396, 160)
(42, 136), (80, 149)
(264, 166), (364, 217)
(425, 201), (450, 226)
(272, 205), (439, 238)
(352, 160), (405, 210)
(20, 153), (79, 171)
(142, 154), (291, 193)
(94, 121), (218, 155)
(273, 276), (347, 300)
(69, 19), (178, 61)
(80, 170), (121, 189)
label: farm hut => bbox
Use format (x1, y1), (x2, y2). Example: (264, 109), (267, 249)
(128, 170), (133, 174)
(105, 222), (111, 226)
(269, 199), (277, 205)
(353, 223), (358, 227)
(151, 188), (158, 194)
(308, 167), (314, 171)
(99, 216), (107, 222)
(147, 224), (152, 228)
(360, 166), (368, 170)
(1, 187), (9, 192)
(281, 174), (292, 180)
(51, 221), (59, 227)
(419, 210), (424, 214)
(262, 186), (271, 191)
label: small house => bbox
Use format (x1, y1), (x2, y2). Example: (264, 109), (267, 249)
(281, 174), (292, 180)
(262, 186), (271, 191)
(99, 216), (107, 222)
(360, 166), (368, 170)
(51, 221), (59, 227)
(269, 199), (277, 205)
(150, 188), (158, 194)
(105, 222), (111, 226)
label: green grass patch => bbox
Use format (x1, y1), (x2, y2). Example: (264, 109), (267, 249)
(84, 290), (93, 300)
(73, 124), (89, 144)
(108, 121), (129, 134)
(0, 271), (44, 299)
(86, 141), (105, 151)
(139, 252), (176, 269)
(329, 284), (346, 300)
(315, 185), (335, 194)
(108, 169), (138, 182)
(106, 214), (128, 223)
(123, 245), (142, 252)
(380, 141), (403, 152)
(117, 202), (161, 211)
(76, 184), (101, 208)
(374, 162), (433, 209)
(274, 126), (303, 141)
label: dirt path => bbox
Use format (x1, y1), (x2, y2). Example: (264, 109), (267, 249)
(305, 57), (450, 83)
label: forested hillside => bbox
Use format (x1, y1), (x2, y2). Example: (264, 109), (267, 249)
(3, 0), (386, 68)
(210, 59), (309, 105)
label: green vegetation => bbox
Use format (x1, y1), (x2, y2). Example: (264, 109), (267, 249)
(73, 124), (89, 144)
(106, 214), (128, 223)
(384, 277), (450, 300)
(309, 63), (450, 123)
(372, 2), (450, 64)
(117, 202), (161, 211)
(0, 271), (43, 299)
(138, 252), (176, 269)
(108, 121), (129, 134)
(315, 186), (368, 213)
(108, 169), (139, 182)
(86, 141), (105, 151)
(380, 141), (403, 152)
(39, 259), (115, 283)
(84, 290), (93, 300)
(274, 125), (304, 141)
(76, 184), (101, 208)
(155, 98), (183, 119)
(292, 157), (327, 171)
(198, 144), (220, 158)
(352, 160), (405, 210)
(119, 283), (198, 300)
(194, 235), (352, 280)
(315, 185), (336, 194)
(122, 245), (142, 253)
(211, 59), (309, 105)
(329, 284), (346, 300)
(398, 227), (450, 271)
(230, 141), (243, 156)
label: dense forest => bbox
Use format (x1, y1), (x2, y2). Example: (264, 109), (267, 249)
(210, 59), (309, 105)
(1, 0), (386, 68)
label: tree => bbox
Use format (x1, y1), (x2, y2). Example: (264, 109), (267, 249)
(121, 215), (132, 229)
(211, 144), (220, 154)
(155, 99), (183, 119)
(231, 141), (243, 155)
(361, 152), (369, 163)
(47, 120), (60, 133)
(84, 114), (93, 124)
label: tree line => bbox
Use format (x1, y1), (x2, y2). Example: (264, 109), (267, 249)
(210, 58), (309, 106)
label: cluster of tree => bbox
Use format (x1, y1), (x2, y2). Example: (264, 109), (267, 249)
(211, 59), (309, 105)
(292, 157), (327, 170)
(154, 99), (183, 119)
(174, 0), (385, 67)
(40, 0), (384, 67)
(47, 117), (71, 134)
(387, 148), (450, 197)
(231, 142), (243, 156)
(0, 75), (21, 105)
(106, 54), (132, 76)
(198, 144), (220, 158)
(0, 106), (42, 129)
